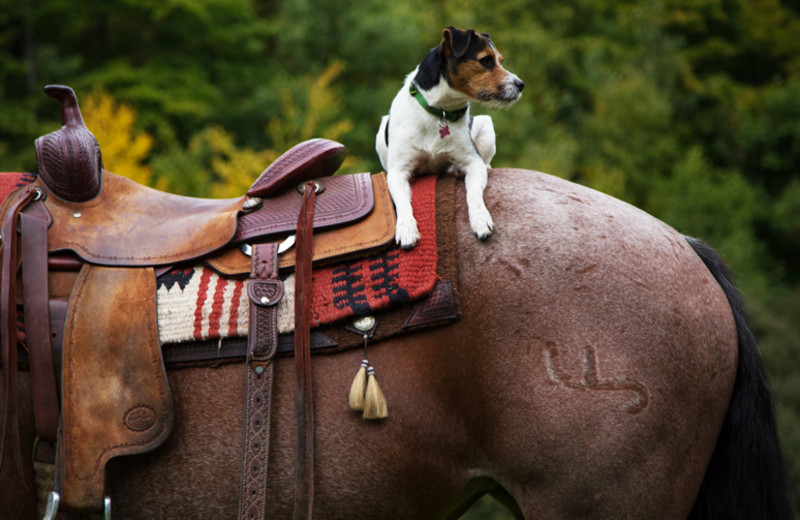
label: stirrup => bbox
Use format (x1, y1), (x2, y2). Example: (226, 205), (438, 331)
(42, 492), (111, 520)
(42, 492), (59, 520)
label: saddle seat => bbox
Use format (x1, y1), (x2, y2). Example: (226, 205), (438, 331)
(42, 165), (381, 269)
(40, 170), (244, 266)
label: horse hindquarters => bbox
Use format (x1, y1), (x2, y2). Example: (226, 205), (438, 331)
(453, 169), (740, 519)
(685, 238), (794, 520)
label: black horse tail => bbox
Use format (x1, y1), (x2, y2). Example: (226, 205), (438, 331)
(685, 237), (794, 520)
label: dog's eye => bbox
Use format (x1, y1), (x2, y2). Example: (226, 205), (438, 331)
(479, 55), (495, 69)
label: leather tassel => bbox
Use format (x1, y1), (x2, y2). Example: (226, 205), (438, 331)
(348, 359), (369, 412)
(362, 366), (387, 420)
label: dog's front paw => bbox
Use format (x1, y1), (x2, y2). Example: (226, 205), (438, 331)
(469, 207), (494, 241)
(395, 218), (421, 249)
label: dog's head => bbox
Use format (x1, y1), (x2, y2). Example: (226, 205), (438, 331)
(438, 27), (524, 107)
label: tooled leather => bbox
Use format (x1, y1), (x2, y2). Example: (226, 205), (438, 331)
(241, 243), (281, 520)
(248, 281), (284, 309)
(206, 173), (395, 276)
(34, 85), (102, 203)
(60, 265), (173, 512)
(42, 169), (374, 267)
(234, 172), (374, 243)
(35, 127), (101, 203)
(251, 242), (278, 280)
(402, 280), (459, 328)
(240, 360), (273, 520)
(247, 138), (346, 197)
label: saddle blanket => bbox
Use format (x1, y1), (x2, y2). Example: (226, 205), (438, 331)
(0, 172), (37, 197)
(156, 174), (438, 343)
(0, 171), (439, 345)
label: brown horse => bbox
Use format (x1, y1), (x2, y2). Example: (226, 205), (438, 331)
(1, 168), (792, 519)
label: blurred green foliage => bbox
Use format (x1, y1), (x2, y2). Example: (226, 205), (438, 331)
(1, 0), (798, 516)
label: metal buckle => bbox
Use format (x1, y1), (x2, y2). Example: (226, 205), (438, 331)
(296, 181), (324, 195)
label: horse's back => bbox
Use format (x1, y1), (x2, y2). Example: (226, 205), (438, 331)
(1, 168), (747, 520)
(449, 168), (738, 518)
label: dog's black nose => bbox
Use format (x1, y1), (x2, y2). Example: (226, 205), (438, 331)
(515, 78), (525, 92)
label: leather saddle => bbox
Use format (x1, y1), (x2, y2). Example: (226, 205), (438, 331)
(0, 85), (398, 518)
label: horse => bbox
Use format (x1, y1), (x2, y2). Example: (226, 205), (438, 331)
(1, 167), (792, 519)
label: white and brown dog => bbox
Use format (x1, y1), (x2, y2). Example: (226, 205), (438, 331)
(376, 27), (524, 248)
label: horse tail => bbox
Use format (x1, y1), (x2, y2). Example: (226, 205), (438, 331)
(685, 236), (794, 520)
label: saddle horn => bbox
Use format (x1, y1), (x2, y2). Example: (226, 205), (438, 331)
(35, 85), (103, 202)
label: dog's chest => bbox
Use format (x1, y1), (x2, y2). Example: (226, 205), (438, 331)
(410, 147), (456, 174)
(410, 109), (470, 149)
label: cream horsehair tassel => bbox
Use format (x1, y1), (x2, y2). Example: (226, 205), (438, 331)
(346, 316), (387, 420)
(362, 365), (388, 420)
(348, 358), (369, 412)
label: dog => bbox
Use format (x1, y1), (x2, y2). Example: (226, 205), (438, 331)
(376, 27), (524, 248)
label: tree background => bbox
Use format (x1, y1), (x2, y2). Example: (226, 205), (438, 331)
(1, 0), (798, 516)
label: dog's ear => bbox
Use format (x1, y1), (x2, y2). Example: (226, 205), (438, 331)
(442, 27), (475, 59)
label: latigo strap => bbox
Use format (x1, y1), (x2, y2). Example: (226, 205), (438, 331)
(20, 203), (59, 443)
(238, 181), (317, 520)
(0, 186), (38, 485)
(293, 182), (316, 520)
(239, 242), (282, 520)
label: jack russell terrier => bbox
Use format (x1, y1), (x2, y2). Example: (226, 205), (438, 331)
(376, 27), (524, 248)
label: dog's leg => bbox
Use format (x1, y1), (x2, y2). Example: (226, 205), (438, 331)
(375, 116), (390, 171)
(470, 115), (496, 166)
(386, 167), (421, 248)
(463, 160), (494, 240)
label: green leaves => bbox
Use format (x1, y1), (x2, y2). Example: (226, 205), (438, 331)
(1, 2), (799, 514)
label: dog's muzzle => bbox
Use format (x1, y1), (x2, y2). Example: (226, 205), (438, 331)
(480, 74), (524, 106)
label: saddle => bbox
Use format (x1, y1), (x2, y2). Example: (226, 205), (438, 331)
(0, 85), (458, 519)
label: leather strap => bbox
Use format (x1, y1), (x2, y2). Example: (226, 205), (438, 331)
(20, 204), (60, 442)
(240, 243), (282, 520)
(293, 182), (316, 520)
(0, 186), (37, 481)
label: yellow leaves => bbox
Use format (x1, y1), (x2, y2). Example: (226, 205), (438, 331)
(81, 90), (154, 186)
(206, 127), (278, 198)
(266, 61), (356, 165)
(79, 61), (358, 197)
(211, 61), (359, 197)
(303, 62), (354, 142)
